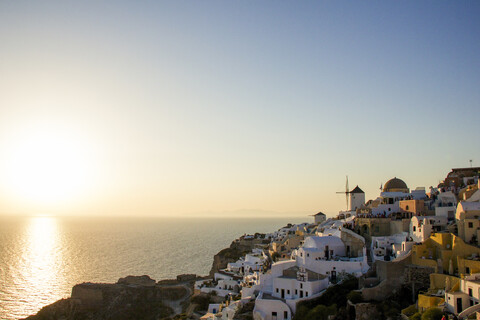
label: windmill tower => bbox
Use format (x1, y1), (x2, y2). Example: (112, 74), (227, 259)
(337, 176), (365, 211)
(349, 186), (365, 211)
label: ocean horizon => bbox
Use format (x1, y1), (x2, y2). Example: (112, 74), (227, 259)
(0, 215), (307, 319)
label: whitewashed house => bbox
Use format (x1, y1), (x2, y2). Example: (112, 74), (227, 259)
(195, 273), (242, 297)
(252, 265), (328, 319)
(253, 292), (292, 320)
(227, 250), (267, 275)
(445, 273), (480, 316)
(294, 236), (369, 279)
(432, 191), (457, 221)
(410, 216), (448, 243)
(371, 232), (413, 261)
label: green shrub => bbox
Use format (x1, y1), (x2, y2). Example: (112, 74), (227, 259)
(293, 276), (358, 320)
(191, 294), (211, 311)
(296, 304), (337, 320)
(410, 313), (421, 320)
(402, 304), (418, 317)
(421, 308), (443, 320)
(347, 291), (363, 304)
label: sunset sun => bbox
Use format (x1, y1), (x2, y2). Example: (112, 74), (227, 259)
(3, 128), (94, 205)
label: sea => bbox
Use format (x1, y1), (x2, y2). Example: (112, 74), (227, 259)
(0, 215), (306, 319)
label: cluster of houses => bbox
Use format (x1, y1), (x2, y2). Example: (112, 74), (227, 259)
(195, 167), (480, 320)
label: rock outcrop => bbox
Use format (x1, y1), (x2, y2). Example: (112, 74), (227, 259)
(24, 276), (190, 320)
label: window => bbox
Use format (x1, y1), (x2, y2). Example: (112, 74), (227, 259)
(276, 288), (279, 293)
(469, 222), (474, 228)
(272, 311), (277, 318)
(300, 283), (303, 289)
(413, 226), (416, 232)
(306, 292), (309, 297)
(287, 290), (290, 294)
(307, 253), (309, 257)
(406, 205), (409, 210)
(284, 311), (288, 319)
(466, 267), (470, 274)
(295, 289), (298, 295)
(469, 288), (473, 297)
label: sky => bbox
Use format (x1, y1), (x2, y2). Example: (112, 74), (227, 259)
(0, 1), (479, 218)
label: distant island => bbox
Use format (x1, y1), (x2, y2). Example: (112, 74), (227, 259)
(26, 167), (480, 320)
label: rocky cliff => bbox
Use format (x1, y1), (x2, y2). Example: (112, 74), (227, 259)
(24, 275), (191, 320)
(209, 236), (269, 277)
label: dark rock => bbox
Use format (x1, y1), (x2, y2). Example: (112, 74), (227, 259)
(117, 275), (156, 286)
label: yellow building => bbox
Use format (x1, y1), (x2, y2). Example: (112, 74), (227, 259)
(411, 232), (480, 275)
(456, 201), (480, 246)
(412, 232), (480, 315)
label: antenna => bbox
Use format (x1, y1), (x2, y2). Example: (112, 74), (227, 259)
(336, 175), (349, 211)
(470, 159), (473, 168)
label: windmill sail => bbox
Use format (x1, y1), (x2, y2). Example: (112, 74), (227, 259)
(336, 175), (349, 211)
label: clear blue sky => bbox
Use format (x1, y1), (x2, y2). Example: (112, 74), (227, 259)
(0, 1), (479, 217)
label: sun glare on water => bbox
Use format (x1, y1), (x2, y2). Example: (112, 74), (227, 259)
(2, 126), (95, 207)
(19, 217), (67, 314)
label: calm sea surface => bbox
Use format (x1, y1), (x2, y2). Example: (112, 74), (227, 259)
(0, 216), (306, 319)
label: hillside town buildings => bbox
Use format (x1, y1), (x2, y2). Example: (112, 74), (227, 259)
(198, 167), (480, 320)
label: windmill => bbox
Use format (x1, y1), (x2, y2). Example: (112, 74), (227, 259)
(336, 176), (349, 211)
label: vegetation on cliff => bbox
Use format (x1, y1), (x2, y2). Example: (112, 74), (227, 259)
(293, 276), (358, 320)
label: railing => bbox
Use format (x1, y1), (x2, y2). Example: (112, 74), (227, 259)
(457, 303), (480, 319)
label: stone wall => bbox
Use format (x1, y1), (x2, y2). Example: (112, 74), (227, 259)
(376, 252), (412, 282)
(354, 302), (381, 320)
(390, 219), (410, 234)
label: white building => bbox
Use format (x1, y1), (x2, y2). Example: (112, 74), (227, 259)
(227, 250), (267, 275)
(294, 235), (369, 279)
(445, 273), (480, 316)
(253, 292), (292, 320)
(433, 191), (457, 221)
(410, 216), (448, 243)
(195, 273), (242, 297)
(272, 266), (328, 300)
(313, 212), (327, 224)
(371, 232), (413, 261)
(252, 266), (329, 319)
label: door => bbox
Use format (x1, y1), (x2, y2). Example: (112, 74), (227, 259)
(281, 289), (285, 299)
(457, 297), (463, 314)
